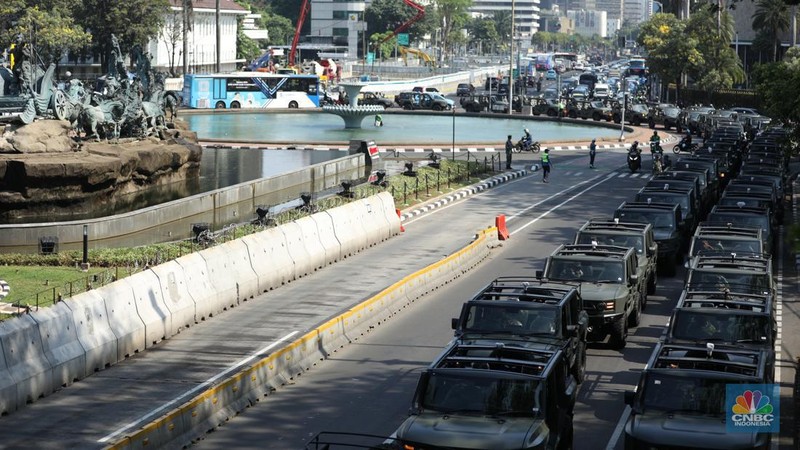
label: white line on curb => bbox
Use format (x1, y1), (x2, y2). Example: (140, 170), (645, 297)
(606, 405), (631, 450)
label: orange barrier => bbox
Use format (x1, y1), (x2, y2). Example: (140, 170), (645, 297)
(496, 214), (509, 240)
(396, 209), (405, 232)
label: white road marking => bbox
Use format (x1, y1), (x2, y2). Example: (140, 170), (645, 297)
(606, 405), (631, 450)
(772, 226), (784, 450)
(97, 331), (299, 443)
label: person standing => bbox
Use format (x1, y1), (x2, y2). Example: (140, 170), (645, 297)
(589, 139), (597, 169)
(505, 134), (514, 169)
(541, 148), (551, 182)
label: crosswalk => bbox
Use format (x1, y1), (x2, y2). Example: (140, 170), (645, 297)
(560, 170), (654, 179)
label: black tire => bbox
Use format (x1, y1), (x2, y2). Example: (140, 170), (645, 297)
(433, 104), (443, 111)
(215, 101), (226, 109)
(629, 163), (638, 173)
(649, 119), (655, 129)
(613, 114), (621, 124)
(647, 271), (657, 295)
(288, 101), (299, 109)
(673, 144), (681, 154)
(230, 101), (241, 109)
(403, 103), (412, 110)
(592, 113), (601, 121)
(531, 142), (541, 153)
(569, 111), (577, 119)
(609, 316), (628, 349)
(628, 295), (642, 328)
(512, 144), (522, 153)
(573, 342), (587, 383)
(547, 109), (557, 117)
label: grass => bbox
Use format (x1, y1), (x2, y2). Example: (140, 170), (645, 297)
(0, 265), (109, 310)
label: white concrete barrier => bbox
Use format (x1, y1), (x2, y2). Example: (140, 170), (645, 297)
(63, 290), (118, 373)
(95, 280), (146, 360)
(309, 212), (341, 265)
(355, 197), (387, 245)
(29, 302), (86, 390)
(374, 191), (402, 238)
(200, 240), (259, 309)
(175, 252), (219, 321)
(150, 260), (197, 335)
(0, 332), (17, 414)
(240, 227), (295, 292)
(294, 216), (327, 271)
(280, 222), (314, 278)
(0, 315), (54, 405)
(126, 270), (171, 348)
(326, 202), (369, 257)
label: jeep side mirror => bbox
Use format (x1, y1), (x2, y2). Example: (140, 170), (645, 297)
(566, 324), (579, 335)
(629, 274), (638, 285)
(451, 318), (458, 330)
(535, 270), (544, 280)
(624, 390), (636, 406)
(648, 244), (657, 255)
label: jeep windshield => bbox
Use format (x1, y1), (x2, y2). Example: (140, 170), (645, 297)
(548, 259), (625, 283)
(669, 310), (771, 344)
(420, 372), (540, 416)
(576, 234), (644, 255)
(462, 304), (560, 335)
(616, 210), (675, 229)
(637, 193), (691, 214)
(687, 271), (771, 295)
(707, 213), (770, 236)
(691, 237), (762, 257)
(640, 374), (728, 415)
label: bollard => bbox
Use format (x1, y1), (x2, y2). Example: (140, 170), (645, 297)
(425, 174), (430, 197)
(403, 181), (407, 206)
(396, 208), (405, 232)
(437, 171), (441, 192)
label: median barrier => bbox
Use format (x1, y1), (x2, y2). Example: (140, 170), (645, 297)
(280, 222), (314, 278)
(174, 252), (219, 321)
(309, 212), (341, 265)
(0, 331), (17, 414)
(0, 315), (54, 406)
(374, 191), (402, 238)
(353, 198), (383, 247)
(200, 240), (259, 309)
(150, 260), (197, 335)
(63, 290), (118, 373)
(97, 279), (147, 360)
(240, 227), (295, 292)
(326, 202), (369, 257)
(294, 216), (327, 271)
(126, 270), (171, 348)
(29, 302), (86, 390)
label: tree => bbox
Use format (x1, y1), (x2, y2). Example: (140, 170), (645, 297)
(365, 0), (435, 45)
(637, 13), (703, 101)
(752, 48), (800, 141)
(236, 18), (261, 65)
(76, 0), (170, 71)
(434, 0), (472, 59)
(159, 8), (184, 76)
(752, 0), (790, 62)
(685, 5), (743, 95)
(466, 18), (500, 53)
(259, 11), (294, 47)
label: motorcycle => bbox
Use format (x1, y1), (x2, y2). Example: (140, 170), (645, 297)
(514, 138), (541, 153)
(672, 140), (698, 154)
(627, 149), (641, 173)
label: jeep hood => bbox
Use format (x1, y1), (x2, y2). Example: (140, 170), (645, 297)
(396, 414), (546, 450)
(578, 283), (626, 302)
(626, 411), (765, 449)
(652, 228), (676, 241)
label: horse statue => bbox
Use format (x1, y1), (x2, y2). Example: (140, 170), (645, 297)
(79, 99), (125, 141)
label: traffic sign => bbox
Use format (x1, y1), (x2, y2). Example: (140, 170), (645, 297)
(397, 33), (409, 46)
(366, 52), (375, 64)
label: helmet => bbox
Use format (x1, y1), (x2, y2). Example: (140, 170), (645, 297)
(524, 128), (530, 134)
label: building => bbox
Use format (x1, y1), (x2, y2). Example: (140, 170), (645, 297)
(469, 0), (542, 45)
(595, 0), (623, 20)
(566, 10), (608, 38)
(242, 13), (269, 42)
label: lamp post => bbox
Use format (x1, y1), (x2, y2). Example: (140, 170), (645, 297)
(452, 105), (456, 161)
(508, 0), (515, 117)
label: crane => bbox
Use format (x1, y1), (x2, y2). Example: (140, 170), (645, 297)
(399, 47), (435, 67)
(379, 0), (425, 44)
(288, 0), (311, 69)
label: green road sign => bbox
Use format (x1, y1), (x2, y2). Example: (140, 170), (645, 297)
(397, 33), (409, 46)
(367, 52), (375, 64)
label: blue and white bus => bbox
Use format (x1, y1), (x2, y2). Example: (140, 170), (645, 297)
(182, 72), (321, 109)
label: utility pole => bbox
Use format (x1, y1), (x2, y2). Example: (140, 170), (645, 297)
(508, 0), (515, 117)
(183, 0), (191, 75)
(215, 0), (221, 72)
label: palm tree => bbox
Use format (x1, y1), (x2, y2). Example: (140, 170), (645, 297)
(752, 0), (790, 61)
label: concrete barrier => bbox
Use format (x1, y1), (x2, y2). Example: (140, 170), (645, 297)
(294, 216), (327, 271)
(279, 222), (314, 278)
(150, 260), (197, 335)
(96, 280), (146, 360)
(309, 212), (341, 266)
(200, 240), (259, 309)
(63, 290), (118, 373)
(175, 252), (219, 321)
(0, 315), (54, 405)
(240, 227), (295, 292)
(373, 192), (402, 238)
(126, 270), (171, 348)
(29, 302), (86, 390)
(326, 202), (369, 257)
(0, 330), (17, 414)
(352, 198), (383, 247)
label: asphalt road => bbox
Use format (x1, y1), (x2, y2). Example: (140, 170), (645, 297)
(192, 152), (683, 450)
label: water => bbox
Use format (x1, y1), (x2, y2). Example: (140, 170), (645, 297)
(184, 111), (618, 145)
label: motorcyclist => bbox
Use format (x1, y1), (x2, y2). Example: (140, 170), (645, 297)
(628, 141), (640, 155)
(679, 131), (692, 151)
(649, 131), (661, 155)
(521, 128), (533, 150)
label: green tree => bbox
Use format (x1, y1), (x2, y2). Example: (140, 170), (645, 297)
(434, 0), (472, 58)
(686, 5), (743, 95)
(753, 48), (800, 141)
(637, 13), (702, 100)
(752, 0), (790, 62)
(76, 0), (170, 70)
(365, 0), (435, 45)
(236, 20), (261, 65)
(466, 18), (500, 53)
(260, 11), (294, 47)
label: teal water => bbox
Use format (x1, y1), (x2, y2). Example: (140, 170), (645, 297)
(184, 112), (618, 145)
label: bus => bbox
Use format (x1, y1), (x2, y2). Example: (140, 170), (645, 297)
(553, 52), (578, 70)
(535, 53), (555, 71)
(182, 72), (321, 109)
(626, 58), (648, 77)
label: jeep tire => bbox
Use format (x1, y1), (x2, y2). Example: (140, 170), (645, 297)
(647, 272), (657, 296)
(609, 316), (628, 349)
(573, 341), (587, 383)
(628, 295), (643, 328)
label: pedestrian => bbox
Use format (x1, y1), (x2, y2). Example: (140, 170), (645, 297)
(541, 148), (551, 182)
(505, 134), (513, 169)
(589, 138), (597, 169)
(374, 113), (383, 127)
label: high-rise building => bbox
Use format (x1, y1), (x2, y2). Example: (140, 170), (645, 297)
(469, 0), (541, 41)
(566, 10), (608, 38)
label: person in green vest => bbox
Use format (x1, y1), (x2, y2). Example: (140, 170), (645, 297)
(374, 114), (383, 127)
(541, 149), (551, 182)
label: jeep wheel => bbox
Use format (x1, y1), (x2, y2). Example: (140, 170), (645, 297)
(569, 111), (578, 119)
(592, 113), (601, 121)
(403, 104), (412, 110)
(628, 295), (643, 328)
(433, 104), (443, 111)
(547, 109), (557, 117)
(557, 419), (574, 450)
(647, 272), (657, 296)
(573, 342), (587, 383)
(609, 317), (628, 349)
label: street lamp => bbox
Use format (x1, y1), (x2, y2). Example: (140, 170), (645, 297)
(508, 0), (516, 117)
(452, 106), (456, 161)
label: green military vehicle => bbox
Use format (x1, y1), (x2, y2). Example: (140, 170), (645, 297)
(541, 244), (645, 349)
(573, 219), (658, 296)
(566, 99), (614, 121)
(614, 201), (687, 275)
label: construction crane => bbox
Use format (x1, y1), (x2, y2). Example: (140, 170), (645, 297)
(288, 0), (311, 69)
(379, 0), (425, 44)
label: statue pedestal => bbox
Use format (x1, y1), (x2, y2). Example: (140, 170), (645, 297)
(323, 83), (385, 129)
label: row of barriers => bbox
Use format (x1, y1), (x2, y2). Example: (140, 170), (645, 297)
(0, 192), (400, 416)
(108, 225), (501, 450)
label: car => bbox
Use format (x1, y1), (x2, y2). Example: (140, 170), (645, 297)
(450, 277), (589, 381)
(566, 99), (614, 121)
(531, 98), (564, 117)
(573, 219), (659, 295)
(541, 244), (645, 349)
(613, 201), (687, 275)
(455, 83), (474, 96)
(411, 86), (440, 93)
(356, 92), (393, 108)
(685, 253), (774, 297)
(626, 103), (650, 126)
(648, 105), (686, 131)
(707, 204), (774, 253)
(545, 69), (557, 80)
(397, 92), (452, 111)
(570, 85), (590, 101)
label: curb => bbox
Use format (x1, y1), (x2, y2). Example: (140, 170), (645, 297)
(400, 169), (528, 221)
(0, 280), (8, 301)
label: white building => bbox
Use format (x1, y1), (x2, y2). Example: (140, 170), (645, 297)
(242, 13), (269, 41)
(622, 0), (648, 25)
(606, 18), (621, 37)
(566, 10), (607, 38)
(470, 0), (541, 44)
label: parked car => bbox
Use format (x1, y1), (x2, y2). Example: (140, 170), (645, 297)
(357, 92), (394, 108)
(411, 86), (439, 93)
(456, 83), (474, 96)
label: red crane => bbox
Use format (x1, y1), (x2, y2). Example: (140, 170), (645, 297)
(288, 0), (311, 68)
(379, 0), (425, 44)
